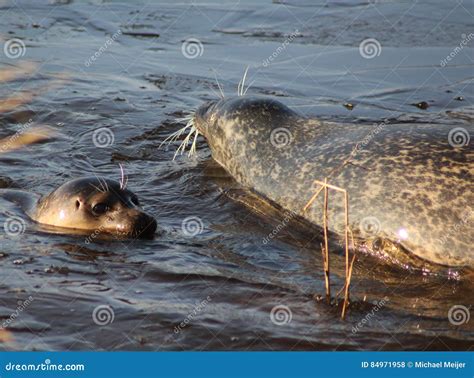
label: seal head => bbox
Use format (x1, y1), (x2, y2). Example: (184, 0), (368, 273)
(195, 96), (298, 176)
(32, 177), (157, 238)
(195, 96), (297, 141)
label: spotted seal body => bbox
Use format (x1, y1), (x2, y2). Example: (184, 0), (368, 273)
(194, 96), (473, 268)
(2, 177), (157, 238)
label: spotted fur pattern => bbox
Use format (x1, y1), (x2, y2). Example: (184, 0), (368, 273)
(194, 96), (473, 268)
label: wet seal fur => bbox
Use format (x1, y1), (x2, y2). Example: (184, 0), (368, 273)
(1, 177), (157, 238)
(193, 96), (473, 269)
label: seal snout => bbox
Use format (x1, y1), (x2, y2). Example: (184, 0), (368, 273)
(116, 209), (157, 238)
(196, 100), (217, 120)
(133, 212), (157, 238)
(194, 100), (218, 135)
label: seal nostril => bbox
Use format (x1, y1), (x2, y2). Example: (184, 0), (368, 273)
(373, 238), (383, 251)
(75, 200), (80, 209)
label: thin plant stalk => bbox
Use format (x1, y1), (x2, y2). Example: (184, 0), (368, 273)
(323, 178), (330, 304)
(344, 190), (349, 278)
(303, 178), (356, 319)
(341, 254), (356, 320)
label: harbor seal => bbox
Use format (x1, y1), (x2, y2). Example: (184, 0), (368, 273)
(1, 177), (157, 238)
(189, 96), (473, 269)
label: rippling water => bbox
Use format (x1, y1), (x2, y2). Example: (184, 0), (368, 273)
(0, 0), (472, 350)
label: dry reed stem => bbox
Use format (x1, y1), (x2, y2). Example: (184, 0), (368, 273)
(302, 178), (355, 319)
(341, 254), (356, 320)
(344, 190), (349, 278)
(302, 185), (325, 213)
(323, 178), (330, 303)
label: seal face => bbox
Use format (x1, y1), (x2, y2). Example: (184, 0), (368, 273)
(32, 177), (157, 238)
(194, 96), (473, 268)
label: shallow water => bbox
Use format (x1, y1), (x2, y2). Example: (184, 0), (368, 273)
(0, 0), (473, 350)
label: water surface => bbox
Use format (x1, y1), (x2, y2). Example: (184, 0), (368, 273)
(0, 0), (472, 350)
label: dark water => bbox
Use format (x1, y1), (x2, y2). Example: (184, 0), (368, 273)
(0, 0), (473, 350)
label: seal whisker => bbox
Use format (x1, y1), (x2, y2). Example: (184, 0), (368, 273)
(123, 173), (129, 190)
(212, 69), (225, 99)
(102, 177), (109, 192)
(119, 163), (125, 190)
(174, 125), (196, 159)
(170, 119), (194, 144)
(90, 183), (104, 194)
(169, 126), (189, 143)
(101, 176), (108, 192)
(188, 128), (200, 157)
(158, 111), (201, 160)
(92, 174), (106, 193)
(207, 83), (222, 100)
(158, 119), (192, 149)
(238, 66), (249, 96)
(242, 79), (255, 96)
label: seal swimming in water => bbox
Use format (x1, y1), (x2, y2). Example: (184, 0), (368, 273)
(1, 177), (157, 238)
(180, 96), (472, 269)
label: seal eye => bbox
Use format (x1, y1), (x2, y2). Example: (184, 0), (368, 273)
(372, 237), (383, 251)
(131, 195), (139, 206)
(92, 203), (109, 215)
